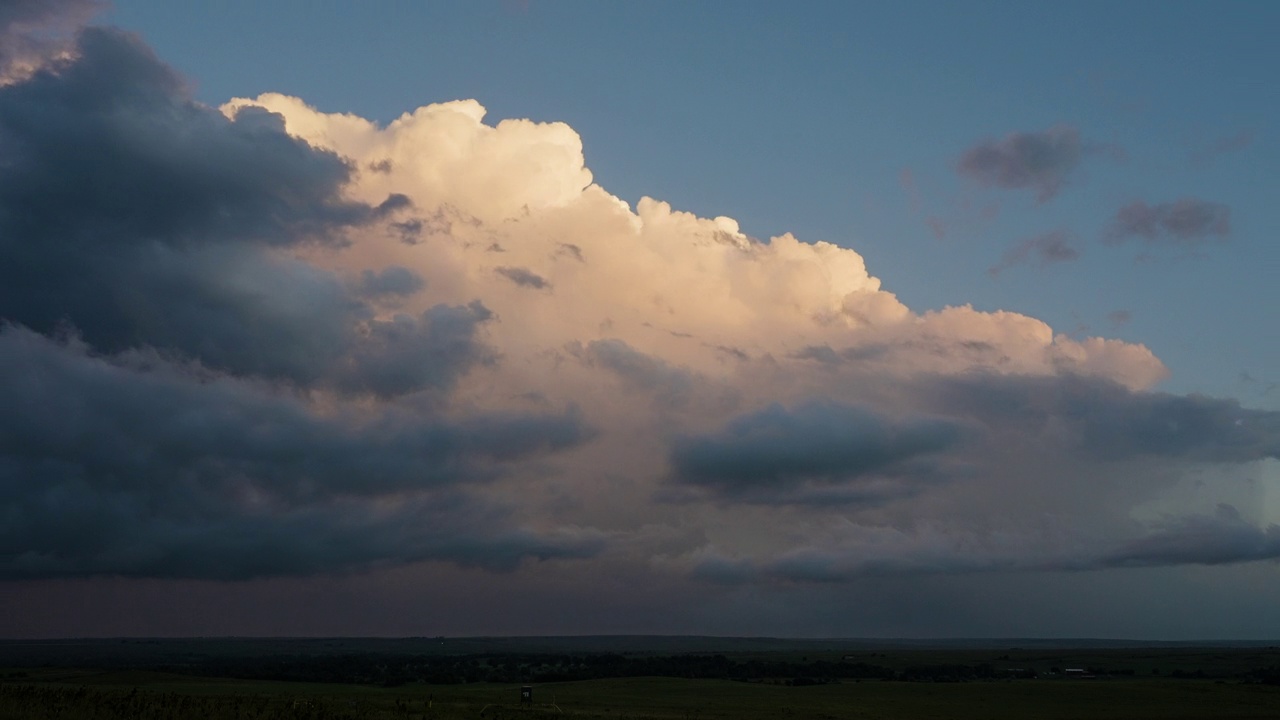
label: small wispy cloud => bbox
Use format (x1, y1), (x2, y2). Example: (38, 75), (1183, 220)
(988, 230), (1080, 276)
(958, 126), (1086, 202)
(495, 265), (552, 289)
(1105, 198), (1230, 248)
(899, 167), (922, 214)
(1190, 128), (1256, 168)
(1107, 310), (1131, 327)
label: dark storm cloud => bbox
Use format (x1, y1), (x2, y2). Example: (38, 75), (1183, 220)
(0, 28), (399, 248)
(683, 376), (1280, 584)
(495, 266), (551, 289)
(0, 326), (596, 579)
(1099, 505), (1280, 568)
(0, 25), (601, 581)
(335, 302), (495, 399)
(0, 26), (460, 392)
(355, 265), (427, 299)
(668, 402), (962, 504)
(988, 230), (1080, 276)
(692, 507), (1280, 584)
(957, 126), (1087, 202)
(1105, 198), (1230, 247)
(931, 373), (1280, 463)
(689, 546), (1004, 585)
(768, 552), (953, 583)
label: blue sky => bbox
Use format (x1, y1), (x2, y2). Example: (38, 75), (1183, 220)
(3, 1), (1279, 638)
(106, 0), (1279, 402)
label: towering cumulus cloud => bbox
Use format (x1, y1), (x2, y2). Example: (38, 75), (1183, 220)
(3, 9), (1279, 627)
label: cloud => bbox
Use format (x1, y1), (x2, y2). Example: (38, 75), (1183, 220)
(1105, 198), (1230, 247)
(1190, 129), (1255, 167)
(3, 12), (1278, 606)
(1, 29), (398, 250)
(576, 339), (699, 409)
(899, 167), (922, 214)
(355, 266), (426, 300)
(0, 0), (101, 83)
(988, 230), (1080, 276)
(495, 266), (552, 290)
(677, 373), (1280, 578)
(0, 325), (595, 579)
(930, 372), (1280, 464)
(333, 301), (496, 399)
(1099, 505), (1280, 568)
(668, 402), (961, 505)
(0, 27), (417, 388)
(926, 216), (947, 240)
(690, 506), (1280, 584)
(957, 125), (1087, 202)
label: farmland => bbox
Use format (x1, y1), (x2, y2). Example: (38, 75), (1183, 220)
(2, 638), (1278, 719)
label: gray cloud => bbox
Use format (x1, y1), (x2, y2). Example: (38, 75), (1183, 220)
(1100, 505), (1280, 568)
(0, 0), (98, 36)
(988, 230), (1080, 276)
(0, 325), (595, 579)
(0, 0), (100, 81)
(355, 266), (426, 300)
(930, 373), (1280, 464)
(0, 0), (95, 26)
(335, 302), (495, 399)
(0, 29), (401, 250)
(1105, 198), (1230, 247)
(899, 167), (922, 214)
(0, 27), (470, 394)
(693, 506), (1280, 584)
(0, 28), (385, 379)
(689, 546), (1008, 585)
(556, 243), (585, 262)
(957, 126), (1086, 202)
(792, 345), (843, 365)
(580, 339), (697, 408)
(680, 375), (1280, 583)
(669, 402), (961, 505)
(0, 25), (598, 581)
(495, 266), (551, 289)
(1190, 128), (1256, 167)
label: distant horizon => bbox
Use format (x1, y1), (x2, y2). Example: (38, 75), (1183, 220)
(4, 635), (1278, 647)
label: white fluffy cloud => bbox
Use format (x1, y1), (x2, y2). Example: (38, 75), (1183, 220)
(223, 93), (1167, 391)
(204, 93), (1278, 588)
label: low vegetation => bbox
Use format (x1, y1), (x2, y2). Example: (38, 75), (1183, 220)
(2, 640), (1278, 719)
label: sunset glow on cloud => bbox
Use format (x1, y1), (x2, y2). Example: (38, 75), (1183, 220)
(2, 1), (1278, 639)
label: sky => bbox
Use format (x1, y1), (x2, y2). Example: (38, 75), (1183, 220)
(1, 0), (1278, 639)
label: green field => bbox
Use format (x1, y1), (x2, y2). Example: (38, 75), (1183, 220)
(4, 669), (1279, 720)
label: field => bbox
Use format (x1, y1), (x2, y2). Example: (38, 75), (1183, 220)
(2, 639), (1279, 719)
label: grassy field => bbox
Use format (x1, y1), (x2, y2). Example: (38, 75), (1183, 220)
(3, 669), (1279, 720)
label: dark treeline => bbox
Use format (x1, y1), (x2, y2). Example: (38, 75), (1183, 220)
(0, 685), (423, 720)
(56, 652), (1280, 688)
(139, 652), (892, 686)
